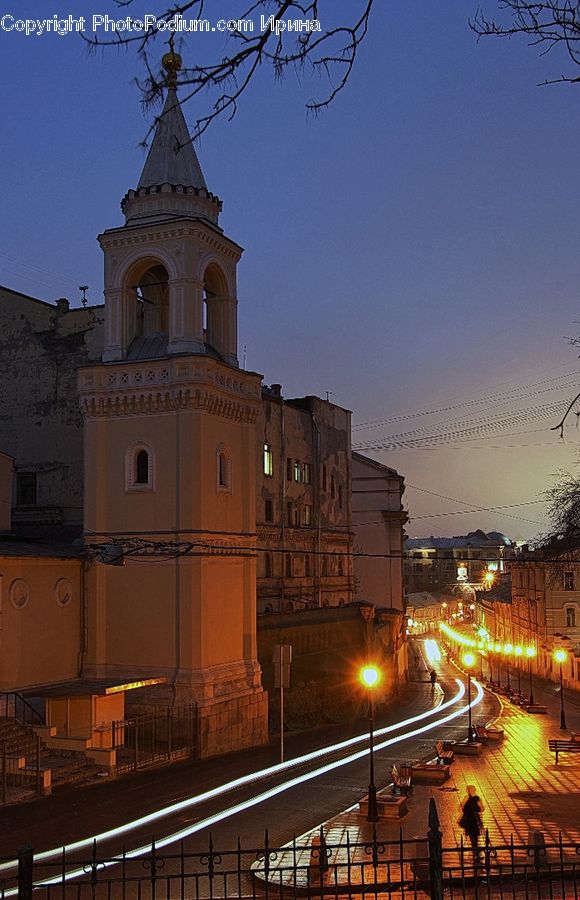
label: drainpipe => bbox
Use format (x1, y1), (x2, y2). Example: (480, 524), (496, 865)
(280, 399), (286, 613)
(311, 410), (322, 608)
(172, 401), (182, 703)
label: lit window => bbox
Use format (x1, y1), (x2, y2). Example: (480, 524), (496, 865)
(564, 572), (574, 591)
(294, 461), (302, 482)
(263, 443), (273, 477)
(303, 463), (312, 484)
(566, 607), (576, 627)
(303, 504), (312, 526)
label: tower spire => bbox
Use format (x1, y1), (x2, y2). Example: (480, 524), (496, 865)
(135, 43), (207, 193)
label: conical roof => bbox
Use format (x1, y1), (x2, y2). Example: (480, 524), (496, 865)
(138, 86), (207, 191)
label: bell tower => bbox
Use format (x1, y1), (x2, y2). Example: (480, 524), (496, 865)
(79, 49), (268, 757)
(102, 48), (239, 366)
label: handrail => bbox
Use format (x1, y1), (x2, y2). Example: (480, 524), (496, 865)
(0, 692), (44, 727)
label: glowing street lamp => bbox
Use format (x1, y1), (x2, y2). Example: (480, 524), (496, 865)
(526, 645), (536, 705)
(462, 652), (476, 742)
(554, 649), (568, 731)
(360, 664), (381, 821)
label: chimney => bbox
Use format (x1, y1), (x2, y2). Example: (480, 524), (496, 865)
(56, 297), (70, 313)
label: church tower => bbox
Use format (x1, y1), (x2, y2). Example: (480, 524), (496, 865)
(78, 48), (268, 756)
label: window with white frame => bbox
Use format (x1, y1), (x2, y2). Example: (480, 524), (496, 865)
(564, 571), (575, 591)
(303, 463), (312, 484)
(566, 606), (576, 628)
(263, 443), (273, 477)
(125, 442), (155, 492)
(293, 461), (302, 482)
(303, 504), (312, 526)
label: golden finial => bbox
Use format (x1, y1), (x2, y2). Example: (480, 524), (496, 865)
(162, 34), (182, 90)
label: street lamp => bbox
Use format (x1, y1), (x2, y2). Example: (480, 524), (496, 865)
(554, 649), (568, 731)
(462, 652), (476, 742)
(515, 646), (523, 695)
(504, 644), (513, 692)
(360, 664), (381, 822)
(526, 645), (536, 705)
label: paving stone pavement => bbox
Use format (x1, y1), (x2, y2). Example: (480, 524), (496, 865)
(269, 687), (580, 882)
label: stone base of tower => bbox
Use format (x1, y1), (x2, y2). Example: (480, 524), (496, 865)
(82, 659), (269, 757)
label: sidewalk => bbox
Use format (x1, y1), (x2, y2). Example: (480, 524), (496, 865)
(260, 687), (580, 889)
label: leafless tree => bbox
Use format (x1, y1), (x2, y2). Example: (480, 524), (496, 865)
(86, 0), (374, 140)
(471, 2), (580, 86)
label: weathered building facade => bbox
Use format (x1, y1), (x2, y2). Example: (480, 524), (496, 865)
(0, 286), (103, 526)
(256, 388), (353, 613)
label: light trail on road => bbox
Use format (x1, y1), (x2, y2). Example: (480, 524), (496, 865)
(0, 674), (451, 874)
(1, 678), (484, 894)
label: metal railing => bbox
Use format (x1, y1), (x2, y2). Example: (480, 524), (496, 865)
(98, 703), (197, 774)
(2, 799), (579, 899)
(0, 694), (43, 728)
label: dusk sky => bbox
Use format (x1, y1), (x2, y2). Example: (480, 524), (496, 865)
(2, 0), (580, 541)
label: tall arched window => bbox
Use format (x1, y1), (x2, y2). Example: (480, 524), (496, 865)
(216, 445), (232, 493)
(135, 449), (149, 485)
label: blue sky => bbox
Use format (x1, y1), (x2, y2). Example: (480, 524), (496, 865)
(2, 0), (580, 539)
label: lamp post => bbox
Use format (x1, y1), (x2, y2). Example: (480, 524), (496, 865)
(360, 665), (381, 822)
(515, 646), (522, 695)
(504, 644), (513, 692)
(554, 649), (568, 731)
(462, 652), (476, 742)
(526, 645), (536, 705)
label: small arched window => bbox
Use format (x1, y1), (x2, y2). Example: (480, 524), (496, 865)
(125, 442), (155, 491)
(216, 445), (232, 493)
(135, 449), (149, 485)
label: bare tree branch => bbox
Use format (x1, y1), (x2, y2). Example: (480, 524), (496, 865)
(83, 1), (375, 139)
(471, 1), (580, 85)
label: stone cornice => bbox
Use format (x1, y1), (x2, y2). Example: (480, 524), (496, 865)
(98, 222), (242, 261)
(79, 357), (261, 422)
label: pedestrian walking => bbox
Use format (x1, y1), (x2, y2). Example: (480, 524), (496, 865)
(458, 785), (484, 851)
(429, 669), (437, 686)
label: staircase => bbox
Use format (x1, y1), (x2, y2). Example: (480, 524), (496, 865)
(0, 716), (105, 805)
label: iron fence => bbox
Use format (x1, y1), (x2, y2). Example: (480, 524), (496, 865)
(1, 799), (579, 899)
(104, 703), (197, 774)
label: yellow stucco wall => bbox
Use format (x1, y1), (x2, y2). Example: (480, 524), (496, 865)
(0, 556), (82, 690)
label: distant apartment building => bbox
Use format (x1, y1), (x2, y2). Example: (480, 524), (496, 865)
(405, 529), (515, 595)
(256, 387), (353, 613)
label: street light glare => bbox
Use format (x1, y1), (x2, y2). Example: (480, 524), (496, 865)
(525, 646), (536, 658)
(554, 649), (567, 664)
(360, 665), (380, 688)
(462, 652), (476, 668)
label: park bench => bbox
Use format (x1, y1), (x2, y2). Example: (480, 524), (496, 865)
(548, 739), (580, 764)
(390, 763), (412, 796)
(474, 724), (487, 744)
(435, 740), (454, 764)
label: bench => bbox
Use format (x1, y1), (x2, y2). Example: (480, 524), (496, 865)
(435, 740), (454, 764)
(527, 704), (548, 715)
(548, 739), (580, 764)
(474, 724), (487, 744)
(390, 763), (412, 795)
